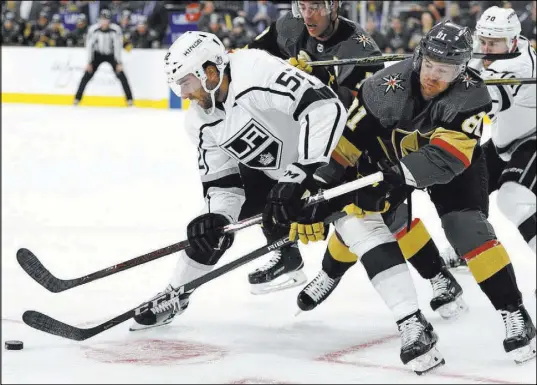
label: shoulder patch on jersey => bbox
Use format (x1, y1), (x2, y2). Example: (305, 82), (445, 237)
(460, 73), (479, 89)
(353, 34), (374, 49)
(378, 73), (406, 94)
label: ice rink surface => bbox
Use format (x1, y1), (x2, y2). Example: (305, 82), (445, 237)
(2, 104), (536, 384)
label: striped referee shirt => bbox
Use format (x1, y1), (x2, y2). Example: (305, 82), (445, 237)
(85, 23), (123, 63)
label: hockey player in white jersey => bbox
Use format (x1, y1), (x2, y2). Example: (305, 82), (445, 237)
(442, 6), (537, 289)
(130, 31), (347, 330)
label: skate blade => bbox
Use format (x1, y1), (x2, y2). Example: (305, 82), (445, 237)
(509, 337), (536, 364)
(129, 317), (174, 332)
(250, 270), (307, 295)
(407, 346), (445, 375)
(437, 297), (469, 320)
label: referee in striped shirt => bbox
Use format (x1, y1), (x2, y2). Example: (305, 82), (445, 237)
(74, 9), (133, 106)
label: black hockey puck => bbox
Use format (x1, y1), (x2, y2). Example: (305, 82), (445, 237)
(5, 340), (23, 350)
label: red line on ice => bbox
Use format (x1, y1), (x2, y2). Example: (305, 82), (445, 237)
(316, 334), (521, 384)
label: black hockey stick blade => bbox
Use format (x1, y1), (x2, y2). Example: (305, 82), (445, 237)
(17, 248), (78, 293)
(17, 241), (189, 293)
(22, 236), (297, 341)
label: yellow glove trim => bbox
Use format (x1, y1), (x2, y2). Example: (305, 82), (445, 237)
(289, 222), (325, 245)
(289, 50), (313, 74)
(342, 202), (390, 218)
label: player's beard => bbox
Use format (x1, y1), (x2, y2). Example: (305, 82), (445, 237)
(197, 92), (213, 110)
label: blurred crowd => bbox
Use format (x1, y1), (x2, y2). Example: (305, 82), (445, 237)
(2, 0), (536, 50)
(359, 0), (536, 53)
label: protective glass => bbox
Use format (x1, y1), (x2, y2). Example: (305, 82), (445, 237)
(296, 1), (331, 18)
(169, 73), (203, 98)
(421, 56), (462, 82)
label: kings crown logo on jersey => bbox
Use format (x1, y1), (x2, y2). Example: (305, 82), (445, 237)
(222, 119), (283, 170)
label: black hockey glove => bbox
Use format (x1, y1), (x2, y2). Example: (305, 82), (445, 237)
(352, 164), (406, 216)
(288, 159), (349, 245)
(186, 213), (234, 263)
(263, 163), (317, 233)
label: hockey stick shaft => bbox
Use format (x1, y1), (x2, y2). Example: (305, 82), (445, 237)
(484, 77), (536, 86)
(22, 172), (383, 341)
(17, 214), (265, 293)
(306, 52), (521, 67)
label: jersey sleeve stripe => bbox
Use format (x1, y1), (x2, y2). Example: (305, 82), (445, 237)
(234, 87), (295, 103)
(202, 174), (244, 197)
(304, 114), (310, 160)
(430, 129), (477, 168)
(324, 103), (343, 157)
(199, 119), (224, 175)
(292, 86), (336, 121)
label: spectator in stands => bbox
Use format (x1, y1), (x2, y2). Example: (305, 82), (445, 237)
(27, 10), (50, 46)
(146, 1), (167, 45)
(365, 16), (388, 52)
(407, 11), (434, 52)
(66, 13), (89, 47)
(202, 13), (229, 42)
(130, 15), (160, 48)
(246, 0), (279, 33)
(2, 11), (24, 45)
(384, 16), (409, 53)
(227, 16), (255, 49)
(427, 0), (447, 22)
(118, 9), (132, 32)
(58, 0), (82, 14)
(197, 1), (216, 32)
(13, 0), (49, 23)
(521, 0), (536, 48)
(37, 13), (67, 47)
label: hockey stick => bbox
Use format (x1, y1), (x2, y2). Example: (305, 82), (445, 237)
(17, 214), (264, 293)
(306, 52), (521, 67)
(22, 172), (383, 341)
(484, 77), (536, 86)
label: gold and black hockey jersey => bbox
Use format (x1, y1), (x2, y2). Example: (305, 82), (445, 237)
(332, 59), (492, 188)
(247, 12), (383, 94)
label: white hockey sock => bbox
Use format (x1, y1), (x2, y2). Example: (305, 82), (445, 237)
(370, 264), (420, 322)
(169, 250), (214, 289)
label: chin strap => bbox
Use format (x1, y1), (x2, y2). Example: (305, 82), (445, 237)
(318, 15), (338, 40)
(202, 71), (225, 115)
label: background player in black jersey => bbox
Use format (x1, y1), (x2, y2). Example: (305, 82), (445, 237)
(243, 0), (385, 295)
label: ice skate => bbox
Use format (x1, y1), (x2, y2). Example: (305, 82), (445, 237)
(397, 311), (446, 375)
(129, 285), (192, 331)
(248, 245), (307, 295)
(500, 304), (537, 364)
(429, 266), (468, 319)
(296, 270), (341, 313)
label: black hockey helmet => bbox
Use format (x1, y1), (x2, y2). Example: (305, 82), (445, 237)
(413, 20), (473, 74)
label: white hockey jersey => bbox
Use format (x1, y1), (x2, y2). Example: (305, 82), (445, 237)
(469, 36), (536, 160)
(184, 48), (347, 221)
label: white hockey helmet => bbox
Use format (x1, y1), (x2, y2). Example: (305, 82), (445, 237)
(475, 6), (521, 52)
(164, 31), (229, 114)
